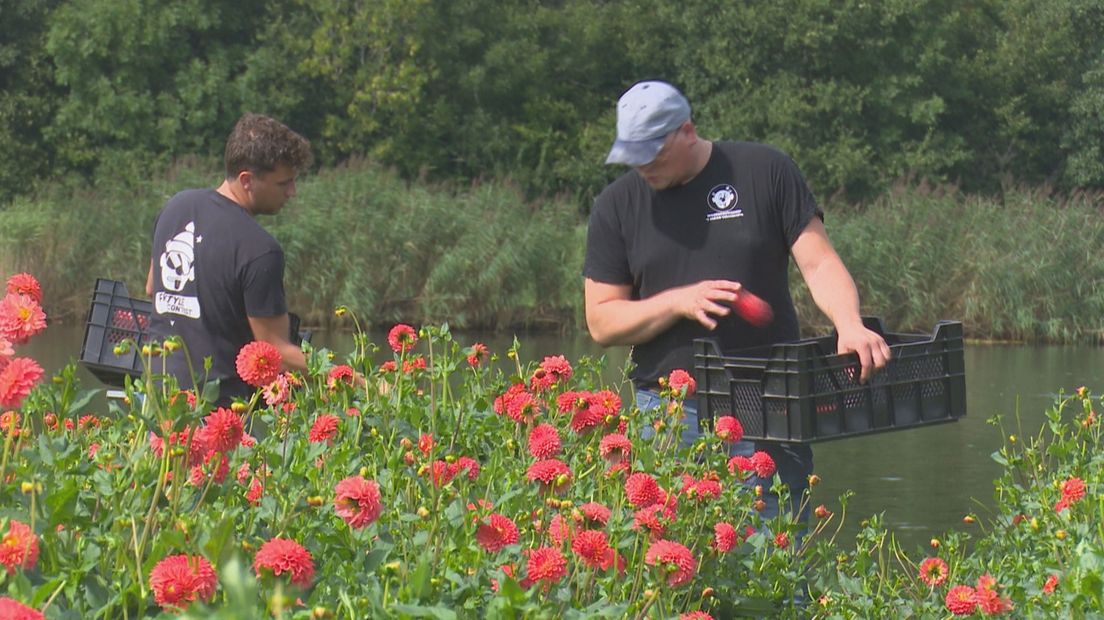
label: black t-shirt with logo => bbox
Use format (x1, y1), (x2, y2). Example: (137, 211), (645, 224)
(584, 141), (824, 388)
(149, 188), (287, 402)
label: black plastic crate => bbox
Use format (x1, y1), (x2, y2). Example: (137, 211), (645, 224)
(79, 279), (152, 386)
(79, 278), (311, 387)
(693, 317), (966, 443)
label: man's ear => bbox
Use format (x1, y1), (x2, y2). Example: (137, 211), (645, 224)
(237, 169), (254, 192)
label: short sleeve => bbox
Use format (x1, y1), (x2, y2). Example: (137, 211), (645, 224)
(775, 155), (824, 247)
(583, 193), (633, 285)
(241, 250), (288, 318)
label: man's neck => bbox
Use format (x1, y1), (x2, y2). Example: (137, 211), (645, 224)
(216, 180), (253, 215)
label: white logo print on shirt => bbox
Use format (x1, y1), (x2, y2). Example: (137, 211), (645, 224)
(155, 221), (202, 319)
(706, 184), (744, 221)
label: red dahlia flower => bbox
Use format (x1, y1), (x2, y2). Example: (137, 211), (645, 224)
(253, 538), (315, 587)
(387, 324), (417, 353)
(680, 613), (714, 620)
(578, 502), (611, 527)
(0, 294), (46, 345)
(1061, 477), (1086, 503)
(476, 514), (519, 553)
(149, 554), (217, 610)
(1043, 573), (1059, 594)
(624, 472), (660, 508)
(751, 451), (776, 478)
(557, 390), (589, 415)
(666, 369), (696, 397)
(644, 539), (696, 587)
(714, 416), (744, 443)
(713, 522), (737, 553)
(0, 597), (42, 620)
(571, 529), (610, 569)
(0, 358), (44, 409)
(308, 414), (341, 443)
(527, 423), (562, 459)
(466, 342), (488, 367)
(449, 456), (480, 481)
(333, 475), (383, 529)
(5, 274), (41, 304)
(974, 574), (1012, 615)
(918, 557), (949, 587)
(526, 459), (572, 494)
(327, 365), (355, 387)
(235, 341), (282, 387)
(598, 433), (632, 465)
(525, 546), (567, 585)
(944, 585), (977, 615)
(202, 407), (244, 454)
(590, 389), (621, 417)
(548, 514), (576, 546)
(0, 520), (38, 574)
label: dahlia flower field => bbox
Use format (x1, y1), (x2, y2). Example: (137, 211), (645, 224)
(0, 272), (1100, 619)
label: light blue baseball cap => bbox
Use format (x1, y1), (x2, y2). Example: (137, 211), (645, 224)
(605, 81), (691, 166)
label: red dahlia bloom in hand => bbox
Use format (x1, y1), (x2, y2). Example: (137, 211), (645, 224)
(525, 546), (567, 586)
(333, 475), (382, 529)
(5, 274), (41, 304)
(714, 416), (744, 443)
(236, 341), (282, 387)
(387, 324), (417, 353)
(944, 585), (977, 615)
(666, 369), (696, 397)
(732, 290), (774, 327)
(149, 554), (218, 611)
(644, 539), (697, 587)
(527, 423), (562, 459)
(201, 407), (244, 454)
(0, 597), (43, 620)
(918, 557), (949, 587)
(0, 358), (44, 410)
(308, 414), (341, 443)
(253, 538), (315, 588)
(0, 520), (38, 574)
(0, 294), (46, 345)
(476, 513), (519, 553)
(526, 459), (572, 494)
(571, 530), (610, 569)
(625, 472), (661, 507)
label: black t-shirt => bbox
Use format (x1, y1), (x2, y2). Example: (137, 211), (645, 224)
(584, 141), (823, 388)
(149, 189), (287, 402)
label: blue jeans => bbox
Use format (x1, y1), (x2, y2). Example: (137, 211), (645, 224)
(635, 389), (813, 525)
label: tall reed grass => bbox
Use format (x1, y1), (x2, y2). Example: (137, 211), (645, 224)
(2, 161), (1101, 341)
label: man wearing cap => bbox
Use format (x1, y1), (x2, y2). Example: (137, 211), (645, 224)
(583, 80), (890, 521)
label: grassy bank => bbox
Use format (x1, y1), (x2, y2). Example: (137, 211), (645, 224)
(2, 160), (1102, 341)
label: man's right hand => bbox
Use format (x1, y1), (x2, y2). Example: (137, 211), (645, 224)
(584, 278), (744, 347)
(674, 280), (743, 330)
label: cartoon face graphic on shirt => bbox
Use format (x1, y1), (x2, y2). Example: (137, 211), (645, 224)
(160, 221), (198, 293)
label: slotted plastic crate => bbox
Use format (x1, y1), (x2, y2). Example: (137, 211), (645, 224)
(694, 317), (966, 443)
(79, 279), (152, 386)
(79, 278), (310, 387)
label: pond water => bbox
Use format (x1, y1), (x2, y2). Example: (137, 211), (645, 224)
(22, 325), (1103, 552)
